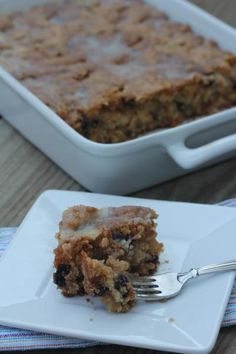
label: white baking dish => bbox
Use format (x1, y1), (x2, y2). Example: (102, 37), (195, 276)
(0, 0), (236, 194)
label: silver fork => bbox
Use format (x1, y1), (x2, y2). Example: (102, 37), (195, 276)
(132, 260), (236, 301)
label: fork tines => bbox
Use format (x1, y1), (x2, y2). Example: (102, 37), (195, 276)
(131, 276), (161, 299)
(134, 289), (161, 300)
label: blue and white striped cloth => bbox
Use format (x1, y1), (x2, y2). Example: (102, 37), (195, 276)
(0, 199), (236, 350)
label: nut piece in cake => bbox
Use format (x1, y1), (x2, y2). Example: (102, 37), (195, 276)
(53, 205), (163, 312)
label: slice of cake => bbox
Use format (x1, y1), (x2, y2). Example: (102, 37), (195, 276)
(53, 205), (163, 312)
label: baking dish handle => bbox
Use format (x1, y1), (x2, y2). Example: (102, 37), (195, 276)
(165, 132), (236, 169)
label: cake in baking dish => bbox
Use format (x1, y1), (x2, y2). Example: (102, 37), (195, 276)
(53, 205), (163, 312)
(0, 0), (236, 143)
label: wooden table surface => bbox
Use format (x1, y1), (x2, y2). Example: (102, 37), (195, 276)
(0, 0), (236, 353)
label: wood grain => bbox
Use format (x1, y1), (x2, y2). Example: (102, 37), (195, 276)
(0, 1), (236, 353)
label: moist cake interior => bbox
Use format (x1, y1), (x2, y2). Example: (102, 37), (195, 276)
(53, 205), (163, 312)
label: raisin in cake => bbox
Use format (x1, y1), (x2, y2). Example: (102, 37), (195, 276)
(53, 205), (163, 312)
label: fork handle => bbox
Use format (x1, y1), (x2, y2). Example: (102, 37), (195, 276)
(197, 260), (236, 276)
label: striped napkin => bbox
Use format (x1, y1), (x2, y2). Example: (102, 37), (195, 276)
(0, 199), (236, 351)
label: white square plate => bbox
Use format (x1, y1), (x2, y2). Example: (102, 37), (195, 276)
(0, 190), (236, 354)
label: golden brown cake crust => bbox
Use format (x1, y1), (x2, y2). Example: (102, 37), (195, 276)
(1, 0), (236, 142)
(53, 204), (163, 312)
